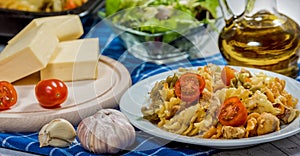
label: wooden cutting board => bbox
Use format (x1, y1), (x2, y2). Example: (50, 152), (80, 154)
(0, 55), (132, 132)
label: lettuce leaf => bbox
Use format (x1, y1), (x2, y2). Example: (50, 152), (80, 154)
(104, 0), (219, 35)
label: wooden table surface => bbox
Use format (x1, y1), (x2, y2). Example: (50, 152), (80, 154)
(214, 133), (300, 156)
(0, 1), (299, 156)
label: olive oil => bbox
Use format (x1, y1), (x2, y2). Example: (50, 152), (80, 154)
(218, 11), (300, 78)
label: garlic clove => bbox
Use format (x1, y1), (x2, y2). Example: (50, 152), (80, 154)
(43, 137), (72, 147)
(39, 118), (76, 147)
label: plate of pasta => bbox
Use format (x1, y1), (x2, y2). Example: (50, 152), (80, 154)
(119, 64), (300, 149)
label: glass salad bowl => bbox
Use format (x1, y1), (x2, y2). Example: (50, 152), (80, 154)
(102, 4), (221, 64)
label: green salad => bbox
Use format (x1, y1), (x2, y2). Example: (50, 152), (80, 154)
(102, 0), (219, 34)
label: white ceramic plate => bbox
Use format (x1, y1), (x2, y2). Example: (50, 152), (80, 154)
(119, 66), (300, 149)
(0, 56), (131, 132)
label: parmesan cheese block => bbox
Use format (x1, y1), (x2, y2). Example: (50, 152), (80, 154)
(40, 38), (99, 81)
(0, 25), (58, 83)
(8, 15), (83, 44)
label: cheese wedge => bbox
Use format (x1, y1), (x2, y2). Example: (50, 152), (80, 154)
(8, 15), (83, 44)
(0, 25), (58, 83)
(40, 38), (99, 81)
(12, 72), (40, 86)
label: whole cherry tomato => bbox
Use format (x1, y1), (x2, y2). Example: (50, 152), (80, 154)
(35, 79), (68, 108)
(221, 66), (236, 86)
(174, 73), (206, 102)
(0, 81), (17, 110)
(218, 96), (248, 127)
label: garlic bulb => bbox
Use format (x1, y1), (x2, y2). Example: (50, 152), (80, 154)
(38, 118), (76, 147)
(77, 109), (136, 154)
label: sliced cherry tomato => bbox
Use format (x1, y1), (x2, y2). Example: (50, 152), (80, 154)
(221, 66), (236, 86)
(218, 96), (248, 127)
(0, 81), (17, 110)
(35, 79), (68, 108)
(174, 73), (206, 102)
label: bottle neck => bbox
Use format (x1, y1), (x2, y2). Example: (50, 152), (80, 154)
(245, 0), (278, 16)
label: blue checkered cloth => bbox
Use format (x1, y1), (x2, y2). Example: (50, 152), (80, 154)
(0, 18), (300, 156)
